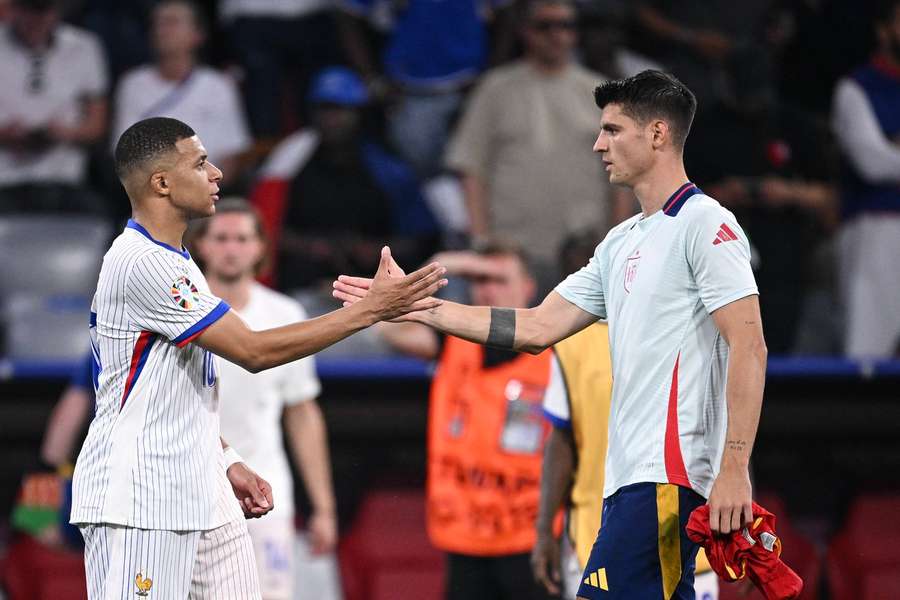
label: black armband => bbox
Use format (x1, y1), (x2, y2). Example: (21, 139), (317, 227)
(486, 307), (516, 349)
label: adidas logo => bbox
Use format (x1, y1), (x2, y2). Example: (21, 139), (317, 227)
(583, 567), (609, 591)
(712, 223), (739, 245)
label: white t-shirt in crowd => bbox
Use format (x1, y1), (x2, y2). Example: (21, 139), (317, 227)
(556, 185), (758, 499)
(112, 65), (251, 163)
(217, 283), (321, 520)
(0, 23), (108, 185)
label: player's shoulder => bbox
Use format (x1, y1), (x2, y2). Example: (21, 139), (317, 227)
(108, 228), (187, 275)
(676, 193), (737, 226)
(250, 283), (308, 320)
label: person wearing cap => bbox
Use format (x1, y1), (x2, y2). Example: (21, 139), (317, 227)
(0, 0), (108, 212)
(250, 66), (439, 293)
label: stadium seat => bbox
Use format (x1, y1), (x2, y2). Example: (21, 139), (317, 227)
(0, 215), (111, 297)
(0, 535), (87, 600)
(718, 492), (821, 600)
(827, 494), (900, 600)
(0, 215), (110, 360)
(339, 488), (444, 600)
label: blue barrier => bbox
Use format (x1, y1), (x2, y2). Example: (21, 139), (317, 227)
(1, 355), (899, 382)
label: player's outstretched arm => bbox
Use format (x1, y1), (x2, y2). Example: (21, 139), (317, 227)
(197, 247), (447, 372)
(334, 268), (596, 354)
(707, 294), (767, 534)
(531, 426), (575, 595)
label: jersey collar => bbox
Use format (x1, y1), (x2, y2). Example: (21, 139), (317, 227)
(126, 219), (191, 259)
(662, 182), (702, 217)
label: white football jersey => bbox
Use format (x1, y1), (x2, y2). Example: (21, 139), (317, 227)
(217, 283), (321, 520)
(556, 184), (758, 499)
(71, 220), (242, 530)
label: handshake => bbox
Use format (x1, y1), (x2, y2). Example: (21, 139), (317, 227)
(331, 246), (449, 323)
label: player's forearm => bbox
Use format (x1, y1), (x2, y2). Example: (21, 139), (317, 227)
(410, 301), (548, 354)
(286, 404), (336, 515)
(536, 427), (575, 535)
(720, 341), (767, 472)
(239, 303), (377, 372)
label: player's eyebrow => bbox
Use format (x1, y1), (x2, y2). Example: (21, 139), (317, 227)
(195, 154), (208, 165)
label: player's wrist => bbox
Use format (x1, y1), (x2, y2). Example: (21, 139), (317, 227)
(223, 446), (244, 471)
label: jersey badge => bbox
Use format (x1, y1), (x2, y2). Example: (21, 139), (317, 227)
(134, 571), (153, 597)
(624, 250), (641, 293)
(712, 223), (739, 245)
(170, 276), (199, 310)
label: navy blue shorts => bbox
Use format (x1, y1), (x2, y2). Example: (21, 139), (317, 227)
(577, 482), (706, 600)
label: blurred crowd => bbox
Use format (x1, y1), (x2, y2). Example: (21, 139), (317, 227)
(1, 0), (900, 358)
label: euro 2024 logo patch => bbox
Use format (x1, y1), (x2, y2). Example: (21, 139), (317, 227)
(170, 276), (199, 310)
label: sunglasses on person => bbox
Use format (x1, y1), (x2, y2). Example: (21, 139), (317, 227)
(529, 18), (577, 33)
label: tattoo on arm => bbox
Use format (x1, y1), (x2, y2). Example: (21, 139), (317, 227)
(486, 308), (516, 349)
(726, 439), (748, 453)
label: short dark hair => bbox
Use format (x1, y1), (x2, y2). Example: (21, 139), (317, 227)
(593, 70), (697, 149)
(474, 238), (534, 277)
(114, 117), (196, 179)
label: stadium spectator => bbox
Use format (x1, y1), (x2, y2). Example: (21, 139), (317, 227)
(577, 3), (662, 81)
(192, 198), (342, 600)
(370, 241), (554, 600)
(221, 0), (343, 140)
(831, 0), (900, 358)
(338, 0), (516, 178)
(251, 66), (439, 293)
(0, 0), (108, 213)
(445, 0), (618, 291)
(72, 0), (153, 82)
(112, 0), (251, 187)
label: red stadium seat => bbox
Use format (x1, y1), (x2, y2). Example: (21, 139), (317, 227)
(718, 492), (821, 600)
(339, 488), (444, 600)
(827, 494), (900, 600)
(0, 535), (87, 600)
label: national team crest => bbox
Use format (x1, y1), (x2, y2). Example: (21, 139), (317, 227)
(624, 250), (641, 293)
(170, 276), (199, 310)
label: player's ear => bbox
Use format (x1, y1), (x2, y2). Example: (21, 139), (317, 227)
(150, 171), (170, 196)
(650, 119), (668, 149)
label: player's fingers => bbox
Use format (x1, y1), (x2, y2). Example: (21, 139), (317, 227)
(332, 280), (368, 299)
(403, 262), (443, 285)
(409, 276), (449, 301)
(405, 297), (443, 313)
(709, 505), (721, 534)
(375, 246), (391, 277)
(336, 275), (373, 289)
(743, 502), (754, 528)
(730, 505), (743, 533)
(247, 477), (269, 510)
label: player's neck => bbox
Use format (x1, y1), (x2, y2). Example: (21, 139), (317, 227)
(157, 54), (195, 82)
(632, 160), (690, 218)
(130, 211), (187, 250)
(208, 276), (253, 311)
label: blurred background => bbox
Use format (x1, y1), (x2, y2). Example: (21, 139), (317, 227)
(0, 0), (898, 598)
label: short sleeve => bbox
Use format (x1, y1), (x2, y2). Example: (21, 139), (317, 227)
(126, 252), (230, 346)
(279, 304), (322, 405)
(686, 207), (758, 314)
(554, 244), (607, 319)
(542, 354), (570, 429)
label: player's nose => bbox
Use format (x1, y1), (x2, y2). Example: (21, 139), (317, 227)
(593, 133), (606, 153)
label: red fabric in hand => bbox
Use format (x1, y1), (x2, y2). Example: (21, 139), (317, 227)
(687, 502), (803, 600)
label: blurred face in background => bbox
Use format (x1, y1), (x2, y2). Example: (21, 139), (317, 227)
(878, 4), (900, 63)
(196, 212), (264, 283)
(152, 1), (204, 59)
(469, 254), (536, 309)
(10, 3), (58, 49)
(313, 104), (361, 145)
(522, 2), (578, 70)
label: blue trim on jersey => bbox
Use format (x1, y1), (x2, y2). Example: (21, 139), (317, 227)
(89, 311), (97, 327)
(663, 183), (703, 217)
(172, 300), (231, 346)
(126, 219), (191, 259)
(542, 408), (572, 429)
